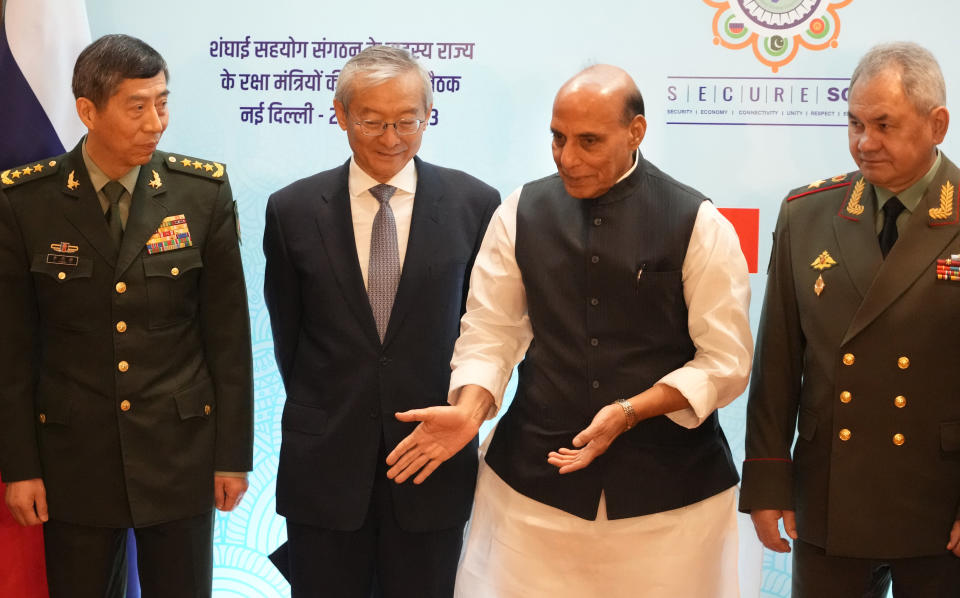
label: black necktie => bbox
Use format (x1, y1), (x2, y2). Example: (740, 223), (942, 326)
(878, 197), (905, 258)
(103, 181), (125, 249)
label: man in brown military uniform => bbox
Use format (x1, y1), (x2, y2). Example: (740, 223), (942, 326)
(741, 42), (960, 597)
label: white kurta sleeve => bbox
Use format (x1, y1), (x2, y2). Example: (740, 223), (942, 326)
(658, 201), (753, 428)
(448, 187), (533, 419)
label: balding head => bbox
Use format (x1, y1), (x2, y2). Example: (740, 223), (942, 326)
(550, 65), (647, 199)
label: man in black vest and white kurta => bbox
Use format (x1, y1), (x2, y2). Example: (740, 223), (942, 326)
(384, 65), (752, 597)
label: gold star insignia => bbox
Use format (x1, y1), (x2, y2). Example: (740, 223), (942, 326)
(181, 158), (193, 167)
(811, 250), (837, 270)
(147, 170), (163, 189)
(66, 170), (80, 190)
(192, 160), (203, 169)
(33, 163), (44, 172)
(203, 163), (214, 172)
(808, 179), (826, 189)
(21, 166), (33, 175)
(11, 170), (21, 179)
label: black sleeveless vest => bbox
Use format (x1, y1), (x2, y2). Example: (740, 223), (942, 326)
(484, 157), (739, 520)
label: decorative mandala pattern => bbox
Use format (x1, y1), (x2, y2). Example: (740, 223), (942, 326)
(705, 0), (853, 72)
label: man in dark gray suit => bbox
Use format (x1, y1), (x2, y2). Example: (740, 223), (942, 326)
(263, 45), (499, 597)
(741, 42), (960, 597)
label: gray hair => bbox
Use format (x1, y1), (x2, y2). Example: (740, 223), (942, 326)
(72, 34), (168, 108)
(850, 42), (946, 114)
(334, 45), (432, 112)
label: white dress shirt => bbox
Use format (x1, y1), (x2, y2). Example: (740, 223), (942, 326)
(347, 157), (417, 288)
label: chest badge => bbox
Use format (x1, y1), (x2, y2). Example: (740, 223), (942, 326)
(936, 253), (960, 281)
(811, 251), (836, 297)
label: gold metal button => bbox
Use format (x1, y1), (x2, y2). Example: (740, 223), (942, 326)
(116, 321), (127, 333)
(170, 267), (180, 276)
(839, 428), (852, 441)
(38, 413), (46, 424)
(897, 356), (910, 369)
(120, 400), (131, 412)
(893, 433), (905, 446)
(840, 391), (852, 404)
(894, 395), (906, 408)
(842, 353), (855, 366)
(116, 281), (127, 294)
(57, 271), (66, 280)
(118, 360), (129, 372)
(203, 404), (212, 415)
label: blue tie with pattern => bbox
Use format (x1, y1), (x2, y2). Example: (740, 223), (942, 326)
(367, 184), (400, 341)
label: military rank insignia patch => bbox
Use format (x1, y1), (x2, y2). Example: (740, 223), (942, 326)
(928, 181), (956, 223)
(146, 214), (192, 254)
(936, 254), (960, 281)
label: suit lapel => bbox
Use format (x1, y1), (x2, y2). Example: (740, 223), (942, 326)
(833, 175), (881, 299)
(314, 161), (381, 344)
(382, 157), (440, 347)
(116, 156), (168, 277)
(843, 157), (960, 345)
(59, 146), (118, 267)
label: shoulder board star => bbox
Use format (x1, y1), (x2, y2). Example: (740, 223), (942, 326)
(787, 171), (857, 202)
(163, 152), (227, 181)
(1, 158), (60, 188)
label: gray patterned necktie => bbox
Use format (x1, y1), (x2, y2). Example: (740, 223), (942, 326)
(368, 184), (400, 341)
(103, 180), (125, 249)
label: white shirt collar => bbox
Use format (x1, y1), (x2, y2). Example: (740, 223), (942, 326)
(348, 157), (418, 198)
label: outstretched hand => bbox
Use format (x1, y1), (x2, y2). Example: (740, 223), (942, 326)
(547, 403), (626, 474)
(386, 385), (493, 485)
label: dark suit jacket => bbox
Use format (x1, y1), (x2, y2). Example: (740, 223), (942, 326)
(0, 143), (253, 528)
(263, 156), (499, 532)
(740, 155), (960, 558)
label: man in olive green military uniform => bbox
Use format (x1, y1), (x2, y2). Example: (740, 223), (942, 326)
(741, 42), (960, 597)
(0, 35), (253, 598)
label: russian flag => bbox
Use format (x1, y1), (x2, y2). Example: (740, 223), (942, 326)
(0, 2), (88, 597)
(0, 0), (90, 169)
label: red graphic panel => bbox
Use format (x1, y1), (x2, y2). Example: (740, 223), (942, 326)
(718, 207), (760, 273)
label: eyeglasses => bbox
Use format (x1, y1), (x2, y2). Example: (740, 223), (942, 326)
(351, 118), (426, 136)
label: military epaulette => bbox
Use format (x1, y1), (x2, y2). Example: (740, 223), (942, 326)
(162, 152), (227, 181)
(1, 158), (61, 188)
(786, 171), (857, 202)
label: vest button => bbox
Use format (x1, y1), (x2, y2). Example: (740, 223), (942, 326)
(589, 298), (599, 306)
(590, 338), (599, 346)
(591, 255), (599, 264)
(591, 380), (600, 389)
(593, 217), (602, 226)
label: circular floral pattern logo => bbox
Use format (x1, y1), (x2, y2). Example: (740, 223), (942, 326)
(705, 0), (853, 72)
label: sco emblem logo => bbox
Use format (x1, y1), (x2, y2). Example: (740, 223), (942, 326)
(705, 0), (853, 72)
